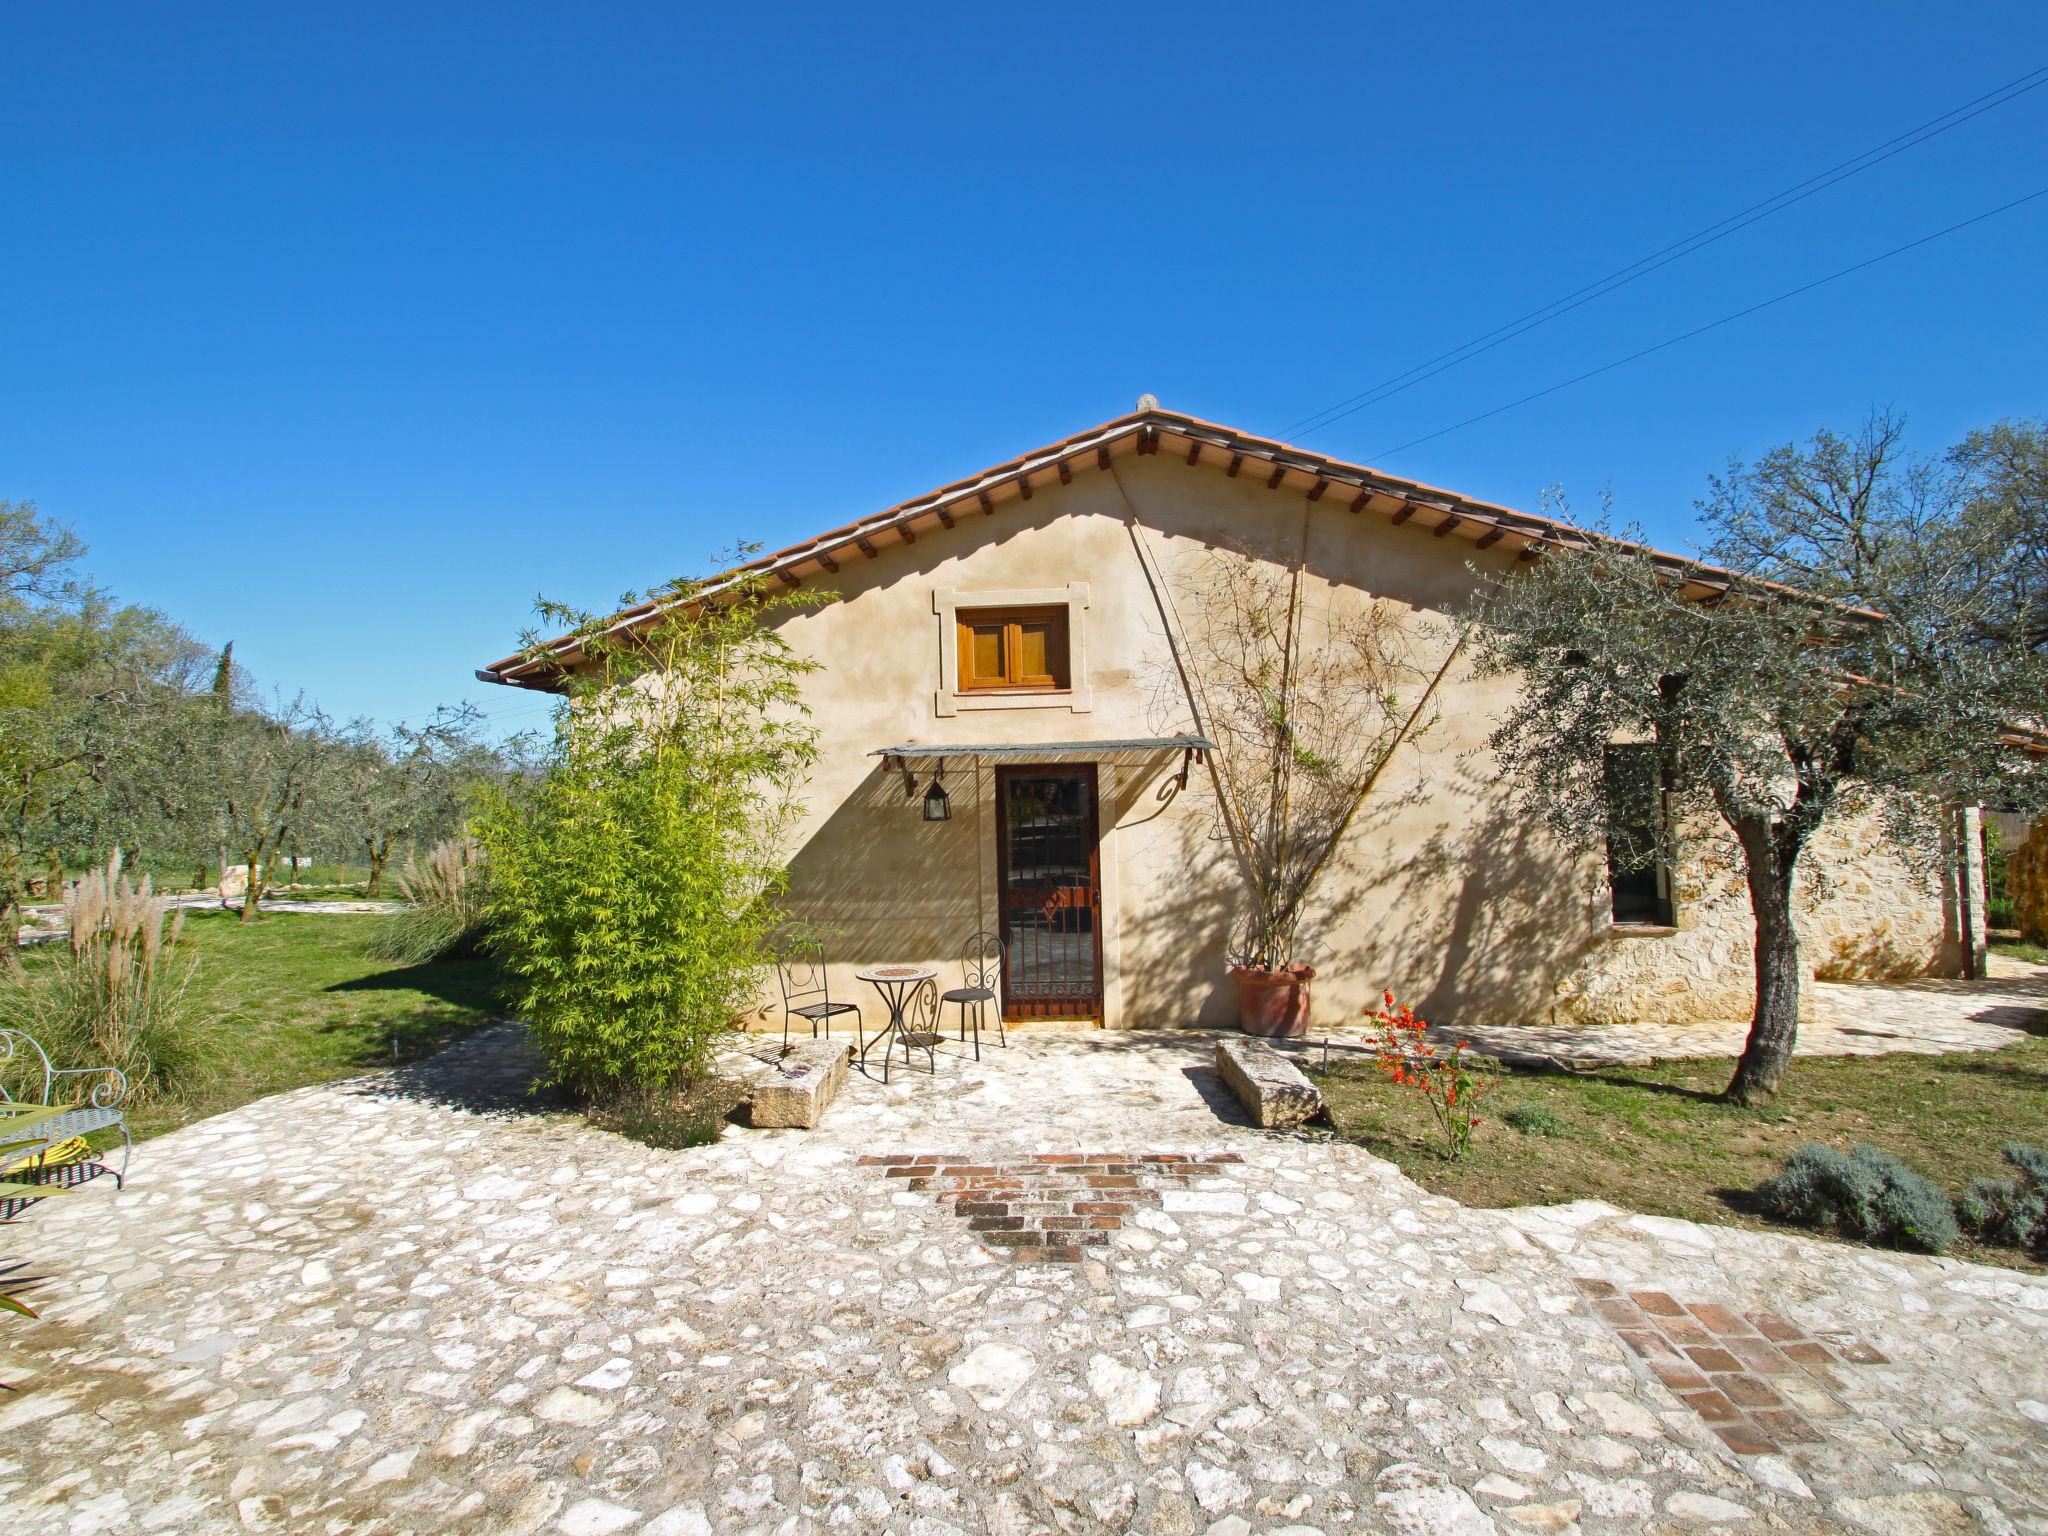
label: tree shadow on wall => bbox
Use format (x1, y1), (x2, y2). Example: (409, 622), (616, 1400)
(781, 751), (1203, 1022)
(781, 761), (991, 975)
(1110, 738), (1614, 1030)
(1339, 756), (1601, 1029)
(1110, 769), (1238, 1027)
(1120, 773), (1433, 1028)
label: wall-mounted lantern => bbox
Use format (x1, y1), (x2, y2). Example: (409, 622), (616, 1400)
(922, 763), (951, 821)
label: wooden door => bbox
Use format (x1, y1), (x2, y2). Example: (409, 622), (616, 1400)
(994, 766), (1102, 1020)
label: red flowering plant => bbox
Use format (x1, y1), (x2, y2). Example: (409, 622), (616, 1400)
(1369, 991), (1498, 1159)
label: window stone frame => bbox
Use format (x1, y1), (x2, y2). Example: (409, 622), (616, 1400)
(933, 583), (1092, 717)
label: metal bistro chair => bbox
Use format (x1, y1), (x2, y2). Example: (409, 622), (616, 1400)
(775, 941), (863, 1047)
(892, 977), (944, 1078)
(940, 931), (1006, 1060)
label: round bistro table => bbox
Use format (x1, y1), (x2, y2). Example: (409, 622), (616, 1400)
(853, 964), (939, 1081)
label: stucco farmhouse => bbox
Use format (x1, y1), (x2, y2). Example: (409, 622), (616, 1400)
(478, 405), (1982, 1033)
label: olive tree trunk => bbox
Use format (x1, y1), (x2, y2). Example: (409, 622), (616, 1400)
(237, 840), (274, 923)
(0, 847), (25, 972)
(1723, 816), (1806, 1106)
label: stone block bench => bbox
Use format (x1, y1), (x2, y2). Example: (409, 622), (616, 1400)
(1215, 1036), (1323, 1129)
(750, 1038), (853, 1129)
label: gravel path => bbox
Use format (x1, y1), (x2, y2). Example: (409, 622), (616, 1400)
(18, 895), (406, 946)
(1390, 954), (2048, 1069)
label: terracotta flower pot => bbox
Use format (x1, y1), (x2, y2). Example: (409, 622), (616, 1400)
(1231, 963), (1316, 1037)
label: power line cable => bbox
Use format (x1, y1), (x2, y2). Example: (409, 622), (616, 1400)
(1282, 64), (2048, 441)
(1362, 184), (2048, 463)
(1286, 64), (2048, 438)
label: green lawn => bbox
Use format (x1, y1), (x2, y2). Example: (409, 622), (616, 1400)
(30, 910), (504, 1140)
(1310, 1031), (2048, 1270)
(15, 911), (770, 1157)
(1993, 936), (2048, 965)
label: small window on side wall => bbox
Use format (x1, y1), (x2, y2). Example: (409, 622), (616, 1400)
(1605, 743), (1674, 927)
(957, 606), (1071, 693)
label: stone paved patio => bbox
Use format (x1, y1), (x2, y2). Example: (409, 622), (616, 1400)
(3, 1013), (2045, 1535)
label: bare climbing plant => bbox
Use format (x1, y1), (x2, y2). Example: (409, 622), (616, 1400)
(1176, 541), (1465, 971)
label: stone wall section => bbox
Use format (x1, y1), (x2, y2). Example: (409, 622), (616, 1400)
(1550, 807), (1970, 1028)
(2007, 821), (2048, 941)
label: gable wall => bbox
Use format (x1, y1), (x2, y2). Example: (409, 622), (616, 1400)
(746, 451), (1973, 1033)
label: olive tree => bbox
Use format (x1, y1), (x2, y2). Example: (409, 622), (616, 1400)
(1950, 417), (2046, 652)
(0, 501), (90, 608)
(211, 693), (336, 921)
(332, 706), (493, 895)
(1476, 414), (2046, 1106)
(74, 618), (220, 886)
(0, 504), (213, 946)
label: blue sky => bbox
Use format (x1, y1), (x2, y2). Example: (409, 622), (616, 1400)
(4, 3), (2045, 737)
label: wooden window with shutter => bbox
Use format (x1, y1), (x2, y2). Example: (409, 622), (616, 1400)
(957, 606), (1070, 692)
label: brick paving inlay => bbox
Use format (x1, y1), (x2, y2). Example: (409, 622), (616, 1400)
(860, 1151), (1244, 1262)
(1573, 1276), (1887, 1456)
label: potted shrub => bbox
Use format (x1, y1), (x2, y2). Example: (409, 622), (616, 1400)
(1231, 958), (1316, 1037)
(1177, 544), (1462, 1034)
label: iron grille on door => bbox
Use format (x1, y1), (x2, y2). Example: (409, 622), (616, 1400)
(995, 767), (1102, 1020)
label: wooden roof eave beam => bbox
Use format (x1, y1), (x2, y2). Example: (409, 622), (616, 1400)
(476, 664), (562, 693)
(1171, 427), (1519, 527)
(710, 420), (1588, 599)
(1166, 432), (1482, 526)
(852, 420), (1138, 548)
